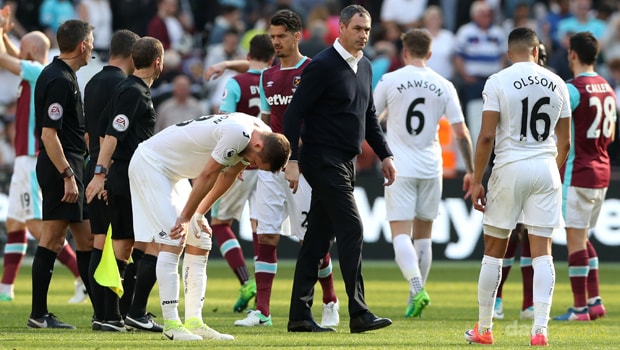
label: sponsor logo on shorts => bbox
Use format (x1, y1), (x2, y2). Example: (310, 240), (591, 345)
(112, 114), (129, 132)
(161, 299), (178, 305)
(158, 230), (168, 238)
(48, 103), (63, 121)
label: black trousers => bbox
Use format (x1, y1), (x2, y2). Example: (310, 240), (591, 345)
(289, 151), (368, 321)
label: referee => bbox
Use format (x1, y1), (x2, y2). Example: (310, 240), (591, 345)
(84, 29), (139, 330)
(29, 19), (95, 329)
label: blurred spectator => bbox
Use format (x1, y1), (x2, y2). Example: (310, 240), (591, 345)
(147, 0), (194, 54)
(423, 5), (456, 80)
(207, 4), (245, 47)
(5, 0), (44, 38)
(556, 0), (606, 42)
(155, 74), (205, 132)
(454, 1), (506, 113)
(110, 0), (156, 36)
(502, 1), (538, 34)
(380, 0), (427, 30)
(601, 6), (620, 62)
(77, 0), (112, 60)
(204, 28), (246, 113)
(324, 0), (341, 44)
(39, 0), (75, 33)
(370, 39), (398, 89)
(539, 0), (572, 53)
(547, 30), (573, 80)
(299, 5), (328, 57)
(39, 0), (76, 47)
(428, 0), (459, 33)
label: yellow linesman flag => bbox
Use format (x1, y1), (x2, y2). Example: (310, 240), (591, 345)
(94, 225), (124, 298)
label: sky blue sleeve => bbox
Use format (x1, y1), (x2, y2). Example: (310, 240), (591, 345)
(259, 72), (270, 113)
(219, 77), (241, 113)
(20, 60), (44, 85)
(567, 83), (580, 112)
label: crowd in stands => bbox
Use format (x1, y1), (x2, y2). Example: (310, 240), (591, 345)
(0, 0), (619, 174)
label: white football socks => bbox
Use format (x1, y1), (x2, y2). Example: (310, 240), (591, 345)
(478, 255), (502, 330)
(183, 253), (208, 321)
(157, 251), (181, 322)
(393, 234), (423, 294)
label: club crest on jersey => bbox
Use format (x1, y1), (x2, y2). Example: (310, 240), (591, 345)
(112, 114), (129, 132)
(224, 148), (236, 160)
(292, 76), (301, 88)
(47, 103), (63, 121)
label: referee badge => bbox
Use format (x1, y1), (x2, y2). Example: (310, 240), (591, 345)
(112, 114), (129, 132)
(48, 103), (63, 120)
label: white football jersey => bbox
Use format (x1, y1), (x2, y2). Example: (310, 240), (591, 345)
(482, 62), (571, 168)
(374, 65), (465, 178)
(137, 112), (269, 180)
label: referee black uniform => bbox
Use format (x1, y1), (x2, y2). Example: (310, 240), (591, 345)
(84, 65), (127, 325)
(31, 56), (87, 325)
(35, 57), (87, 221)
(102, 74), (156, 324)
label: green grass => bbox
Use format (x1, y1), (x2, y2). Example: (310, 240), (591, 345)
(1, 260), (619, 349)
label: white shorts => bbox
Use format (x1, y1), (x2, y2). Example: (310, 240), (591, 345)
(7, 156), (42, 222)
(130, 149), (199, 248)
(212, 169), (258, 221)
(385, 176), (441, 221)
(483, 158), (562, 239)
(563, 186), (607, 229)
(255, 170), (311, 240)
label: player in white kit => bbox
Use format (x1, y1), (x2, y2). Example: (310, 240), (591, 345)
(129, 112), (290, 341)
(373, 29), (474, 318)
(463, 27), (571, 346)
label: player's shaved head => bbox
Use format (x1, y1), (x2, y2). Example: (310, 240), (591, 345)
(508, 27), (539, 55)
(20, 31), (50, 63)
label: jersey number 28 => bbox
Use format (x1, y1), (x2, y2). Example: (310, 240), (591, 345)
(587, 95), (615, 139)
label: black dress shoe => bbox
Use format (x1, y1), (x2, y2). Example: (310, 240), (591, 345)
(288, 319), (336, 332)
(349, 311), (392, 333)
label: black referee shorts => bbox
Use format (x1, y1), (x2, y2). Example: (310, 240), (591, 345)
(84, 159), (110, 234)
(36, 151), (85, 222)
(106, 161), (134, 240)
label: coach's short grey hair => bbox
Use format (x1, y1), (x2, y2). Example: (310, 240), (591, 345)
(340, 5), (371, 27)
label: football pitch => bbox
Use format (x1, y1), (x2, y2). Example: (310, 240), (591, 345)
(1, 260), (619, 349)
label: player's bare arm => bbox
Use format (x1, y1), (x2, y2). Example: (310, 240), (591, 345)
(196, 161), (247, 216)
(554, 116), (571, 169)
(452, 122), (475, 196)
(204, 59), (250, 81)
(171, 156), (226, 240)
(41, 127), (78, 203)
(471, 110), (499, 211)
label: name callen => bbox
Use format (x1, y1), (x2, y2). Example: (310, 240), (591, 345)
(513, 75), (556, 92)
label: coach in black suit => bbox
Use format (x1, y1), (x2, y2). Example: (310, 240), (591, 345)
(283, 5), (396, 333)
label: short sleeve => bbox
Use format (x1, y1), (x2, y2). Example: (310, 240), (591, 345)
(20, 60), (44, 85)
(211, 123), (251, 166)
(219, 78), (241, 113)
(259, 72), (270, 114)
(444, 82), (466, 124)
(106, 87), (141, 140)
(40, 78), (71, 130)
(482, 75), (500, 112)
